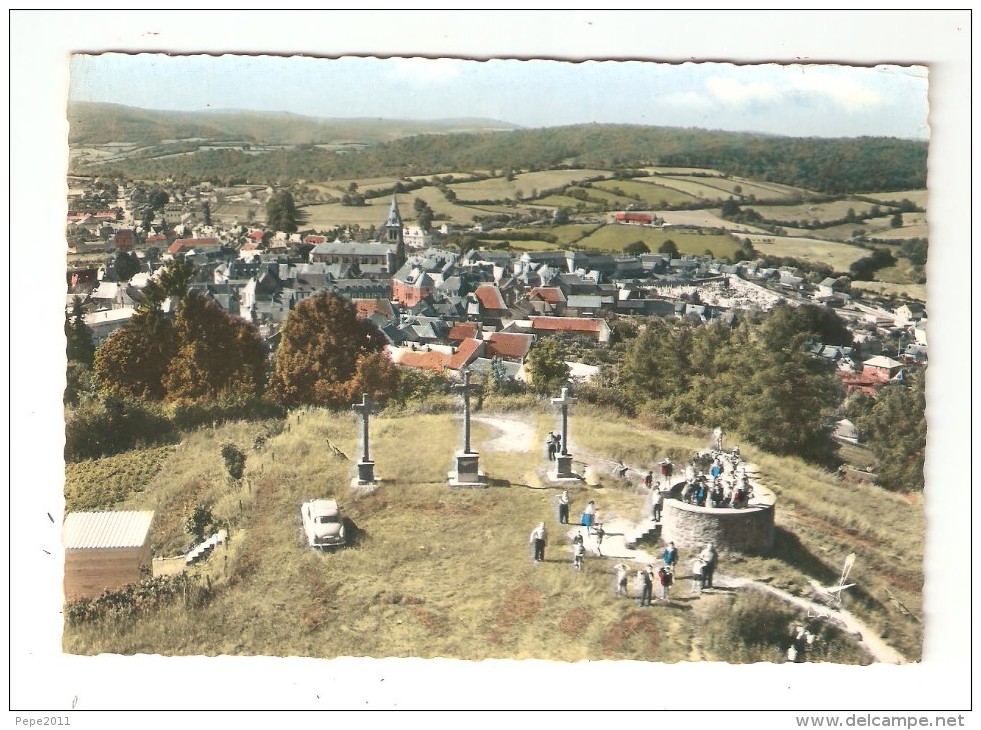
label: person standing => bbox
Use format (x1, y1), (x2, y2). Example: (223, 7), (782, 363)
(638, 567), (653, 607)
(593, 523), (605, 556)
(582, 500), (597, 535)
(652, 487), (664, 522)
(573, 539), (585, 571)
(614, 563), (629, 597)
(529, 522), (547, 563)
(662, 541), (678, 572)
(644, 470), (654, 490)
(558, 490), (570, 524)
(546, 432), (556, 461)
(657, 565), (673, 600)
(699, 543), (718, 589)
(690, 556), (704, 595)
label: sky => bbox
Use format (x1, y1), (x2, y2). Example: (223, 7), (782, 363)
(68, 54), (929, 139)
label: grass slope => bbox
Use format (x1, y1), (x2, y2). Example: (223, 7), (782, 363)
(63, 405), (922, 663)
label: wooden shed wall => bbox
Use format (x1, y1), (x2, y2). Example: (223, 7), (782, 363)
(64, 543), (152, 600)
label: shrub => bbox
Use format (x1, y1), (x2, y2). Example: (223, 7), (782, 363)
(185, 504), (216, 542)
(221, 443), (246, 481)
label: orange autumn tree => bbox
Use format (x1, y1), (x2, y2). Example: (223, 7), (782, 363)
(163, 292), (267, 402)
(94, 291), (266, 403)
(268, 292), (399, 408)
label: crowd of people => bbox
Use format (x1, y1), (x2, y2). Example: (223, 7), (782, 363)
(676, 448), (754, 510)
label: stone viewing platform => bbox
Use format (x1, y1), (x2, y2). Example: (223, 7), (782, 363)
(659, 449), (777, 554)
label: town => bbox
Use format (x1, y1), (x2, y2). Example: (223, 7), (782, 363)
(66, 175), (927, 401)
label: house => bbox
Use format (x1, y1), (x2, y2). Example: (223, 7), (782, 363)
(862, 355), (903, 382)
(391, 250), (458, 307)
(403, 226), (436, 248)
(447, 322), (480, 343)
(895, 303), (926, 323)
(308, 241), (398, 273)
(167, 237), (219, 256)
(526, 316), (611, 343)
(833, 419), (860, 445)
(83, 307), (137, 346)
(485, 332), (535, 362)
(446, 337), (485, 372)
(612, 211), (654, 225)
(527, 287), (567, 315)
(63, 511), (155, 600)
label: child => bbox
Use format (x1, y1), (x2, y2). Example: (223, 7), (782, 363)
(657, 565), (673, 600)
(593, 523), (605, 556)
(614, 563), (629, 597)
(573, 540), (585, 571)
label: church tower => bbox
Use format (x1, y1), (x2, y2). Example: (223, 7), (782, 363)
(381, 195), (406, 269)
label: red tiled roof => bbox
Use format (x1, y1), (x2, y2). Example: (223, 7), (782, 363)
(447, 322), (479, 342)
(475, 284), (506, 311)
(398, 350), (450, 373)
(355, 299), (394, 321)
(248, 230), (267, 240)
(530, 316), (603, 333)
(448, 338), (484, 371)
(168, 238), (219, 255)
(529, 287), (566, 304)
(486, 332), (534, 360)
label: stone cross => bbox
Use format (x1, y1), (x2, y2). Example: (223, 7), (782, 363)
(453, 369), (480, 454)
(351, 393), (374, 463)
(551, 386), (577, 456)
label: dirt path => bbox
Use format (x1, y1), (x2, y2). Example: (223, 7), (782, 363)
(470, 414), (536, 453)
(717, 574), (906, 664)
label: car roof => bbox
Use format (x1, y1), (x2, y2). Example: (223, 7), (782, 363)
(305, 499), (340, 515)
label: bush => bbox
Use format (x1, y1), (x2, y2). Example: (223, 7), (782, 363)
(185, 504), (216, 542)
(64, 397), (175, 462)
(221, 443), (246, 480)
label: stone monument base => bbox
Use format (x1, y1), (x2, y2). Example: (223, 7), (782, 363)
(547, 454), (583, 484)
(448, 452), (487, 488)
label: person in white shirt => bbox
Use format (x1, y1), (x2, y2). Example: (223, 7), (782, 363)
(529, 522), (547, 562)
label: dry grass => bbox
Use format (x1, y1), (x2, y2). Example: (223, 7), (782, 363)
(850, 281), (927, 302)
(742, 235), (870, 271)
(576, 225), (742, 258)
(62, 407), (922, 663)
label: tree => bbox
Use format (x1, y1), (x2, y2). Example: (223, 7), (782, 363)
(202, 201), (212, 226)
(93, 307), (175, 401)
(162, 292), (267, 403)
(624, 240), (651, 255)
(113, 250), (142, 282)
(268, 293), (393, 408)
(658, 239), (679, 257)
(552, 207), (570, 225)
(266, 190), (304, 234)
(857, 372), (926, 491)
(148, 188), (170, 211)
(890, 212), (904, 228)
(65, 297), (95, 366)
(525, 338), (571, 395)
(413, 197), (434, 231)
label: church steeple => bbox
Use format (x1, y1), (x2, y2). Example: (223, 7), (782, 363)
(382, 195), (405, 268)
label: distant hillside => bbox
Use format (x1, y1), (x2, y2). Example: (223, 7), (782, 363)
(67, 102), (520, 145)
(74, 109), (928, 195)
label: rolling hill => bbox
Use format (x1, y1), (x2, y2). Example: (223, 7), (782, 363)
(67, 101), (521, 145)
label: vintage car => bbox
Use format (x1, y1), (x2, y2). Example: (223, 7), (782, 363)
(301, 499), (346, 549)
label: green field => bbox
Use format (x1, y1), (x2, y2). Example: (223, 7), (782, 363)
(301, 200), (394, 229)
(741, 235), (870, 271)
(862, 190), (928, 208)
(535, 194), (605, 211)
(648, 176), (734, 201)
(450, 170), (612, 203)
(851, 281), (927, 302)
(593, 179), (696, 207)
(642, 166), (724, 176)
(62, 406), (922, 662)
(577, 224), (742, 257)
(746, 200), (893, 225)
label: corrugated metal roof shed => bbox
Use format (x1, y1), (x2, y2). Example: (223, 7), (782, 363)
(63, 511), (154, 550)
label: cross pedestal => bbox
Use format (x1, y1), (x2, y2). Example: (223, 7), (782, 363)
(550, 386), (581, 482)
(351, 393), (379, 492)
(448, 370), (487, 488)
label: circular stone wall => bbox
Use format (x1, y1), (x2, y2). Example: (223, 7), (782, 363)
(661, 494), (776, 554)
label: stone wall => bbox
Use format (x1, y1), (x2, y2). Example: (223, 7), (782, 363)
(661, 499), (775, 554)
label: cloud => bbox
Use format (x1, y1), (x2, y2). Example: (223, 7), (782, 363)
(705, 76), (779, 105)
(789, 70), (883, 112)
(658, 90), (715, 111)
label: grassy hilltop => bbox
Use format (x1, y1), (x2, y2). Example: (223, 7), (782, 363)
(64, 403), (924, 663)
